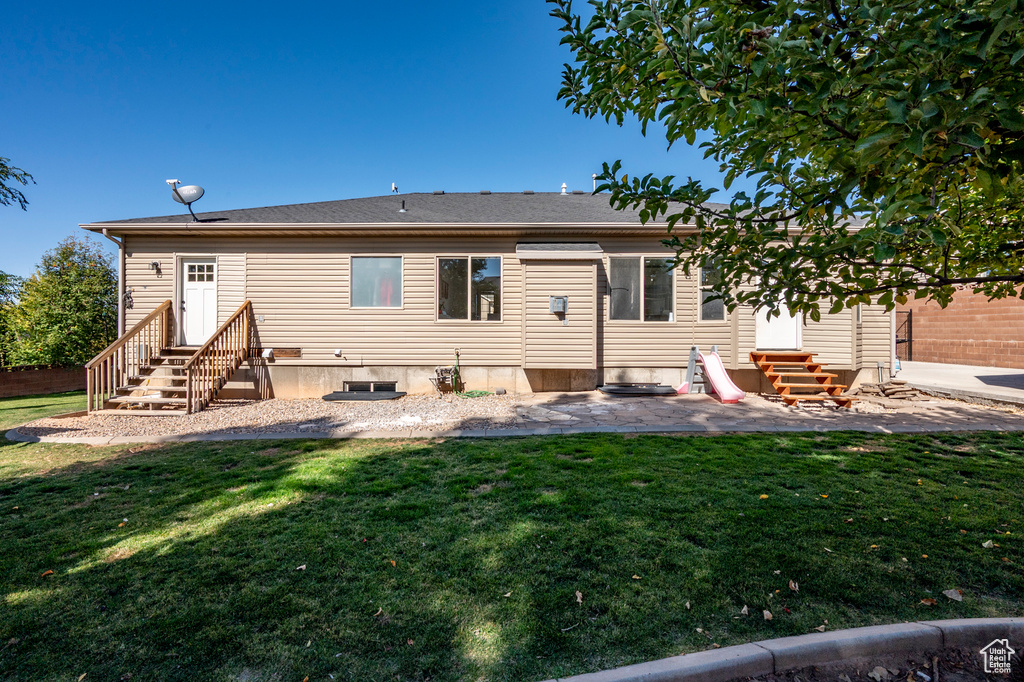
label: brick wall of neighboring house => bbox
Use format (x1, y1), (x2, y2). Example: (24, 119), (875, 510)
(895, 288), (1024, 369)
(0, 365), (86, 399)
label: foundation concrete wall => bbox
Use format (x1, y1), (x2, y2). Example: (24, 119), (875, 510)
(260, 363), (532, 398)
(225, 364), (876, 400)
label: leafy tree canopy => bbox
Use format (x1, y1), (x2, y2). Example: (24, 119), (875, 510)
(0, 157), (34, 211)
(9, 237), (116, 367)
(0, 271), (23, 367)
(551, 0), (1024, 317)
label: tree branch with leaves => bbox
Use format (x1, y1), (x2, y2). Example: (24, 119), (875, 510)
(0, 157), (34, 211)
(551, 0), (1024, 318)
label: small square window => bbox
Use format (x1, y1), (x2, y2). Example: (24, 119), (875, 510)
(352, 257), (402, 307)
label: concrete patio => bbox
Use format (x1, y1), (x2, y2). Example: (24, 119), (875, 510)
(897, 360), (1024, 407)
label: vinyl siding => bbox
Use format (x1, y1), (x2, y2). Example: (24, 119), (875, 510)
(861, 304), (892, 365)
(120, 234), (880, 370)
(245, 238), (523, 365)
(217, 253), (246, 325)
(802, 307), (854, 367)
(523, 261), (596, 368)
(598, 242), (696, 368)
(123, 238), (176, 328)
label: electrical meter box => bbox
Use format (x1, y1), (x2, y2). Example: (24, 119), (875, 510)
(549, 296), (568, 314)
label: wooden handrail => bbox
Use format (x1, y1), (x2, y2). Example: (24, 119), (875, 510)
(85, 300), (174, 413)
(183, 300), (252, 371)
(184, 300), (253, 413)
(85, 300), (173, 369)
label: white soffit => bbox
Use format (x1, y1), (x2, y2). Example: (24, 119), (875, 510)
(515, 242), (604, 260)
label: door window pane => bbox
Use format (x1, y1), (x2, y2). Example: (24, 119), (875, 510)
(643, 258), (674, 321)
(471, 257), (501, 321)
(438, 258), (468, 319)
(609, 257), (640, 320)
(352, 257), (402, 307)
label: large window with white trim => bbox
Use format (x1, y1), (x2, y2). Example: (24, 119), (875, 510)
(351, 256), (402, 308)
(608, 256), (675, 322)
(437, 257), (501, 321)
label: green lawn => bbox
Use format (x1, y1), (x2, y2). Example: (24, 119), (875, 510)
(0, 391), (85, 431)
(0, 432), (1021, 681)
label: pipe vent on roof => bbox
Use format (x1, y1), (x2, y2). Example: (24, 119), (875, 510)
(433, 190), (445, 195)
(560, 183), (568, 195)
(523, 190), (534, 195)
(480, 190), (491, 195)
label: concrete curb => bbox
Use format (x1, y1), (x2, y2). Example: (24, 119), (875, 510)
(5, 420), (1024, 445)
(542, 618), (1024, 682)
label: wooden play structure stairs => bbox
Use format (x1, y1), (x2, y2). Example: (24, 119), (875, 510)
(749, 351), (856, 407)
(85, 300), (253, 415)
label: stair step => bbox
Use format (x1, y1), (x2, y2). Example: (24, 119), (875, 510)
(767, 372), (839, 378)
(107, 395), (187, 405)
(163, 346), (199, 355)
(126, 375), (186, 383)
(138, 366), (186, 374)
(781, 395), (855, 406)
(756, 361), (826, 368)
(116, 386), (187, 395)
(775, 382), (847, 390)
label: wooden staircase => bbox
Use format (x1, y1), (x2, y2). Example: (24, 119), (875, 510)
(86, 300), (253, 415)
(102, 346), (193, 415)
(749, 351), (856, 408)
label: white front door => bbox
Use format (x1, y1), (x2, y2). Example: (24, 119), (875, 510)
(755, 305), (801, 350)
(181, 259), (217, 346)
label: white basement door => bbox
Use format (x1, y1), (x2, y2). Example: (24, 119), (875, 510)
(181, 259), (217, 346)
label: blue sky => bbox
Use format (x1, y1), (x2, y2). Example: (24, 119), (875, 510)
(1, 2), (744, 279)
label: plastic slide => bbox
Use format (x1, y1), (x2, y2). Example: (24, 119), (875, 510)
(698, 351), (746, 403)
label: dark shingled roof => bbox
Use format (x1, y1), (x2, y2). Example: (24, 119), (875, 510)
(94, 192), (726, 225)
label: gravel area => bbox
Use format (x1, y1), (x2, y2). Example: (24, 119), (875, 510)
(19, 394), (519, 439)
(14, 388), (1022, 441)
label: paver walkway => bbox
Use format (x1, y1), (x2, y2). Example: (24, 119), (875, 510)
(515, 391), (1022, 434)
(897, 360), (1024, 406)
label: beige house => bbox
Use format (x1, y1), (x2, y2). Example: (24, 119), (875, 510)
(82, 191), (892, 405)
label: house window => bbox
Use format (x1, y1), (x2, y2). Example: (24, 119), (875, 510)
(699, 262), (725, 322)
(608, 257), (675, 321)
(351, 257), (402, 308)
(438, 257), (501, 321)
(187, 263), (214, 282)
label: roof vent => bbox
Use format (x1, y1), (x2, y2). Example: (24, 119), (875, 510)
(398, 200), (407, 214)
(560, 183), (568, 195)
(480, 190), (491, 195)
(523, 190), (534, 195)
(572, 190), (585, 195)
(433, 190), (445, 195)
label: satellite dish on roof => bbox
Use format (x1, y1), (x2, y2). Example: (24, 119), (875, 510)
(166, 179), (205, 222)
(171, 185), (204, 204)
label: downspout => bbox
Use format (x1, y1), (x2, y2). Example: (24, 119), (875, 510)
(101, 229), (125, 337)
